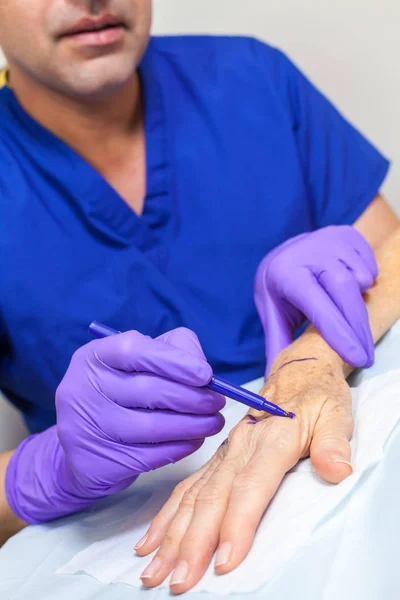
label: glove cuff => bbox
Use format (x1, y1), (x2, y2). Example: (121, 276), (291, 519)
(5, 427), (99, 524)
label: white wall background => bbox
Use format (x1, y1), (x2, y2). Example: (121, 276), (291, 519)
(151, 0), (400, 211)
(0, 0), (399, 448)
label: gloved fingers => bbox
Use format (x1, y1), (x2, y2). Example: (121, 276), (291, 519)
(93, 330), (212, 386)
(317, 264), (374, 367)
(339, 250), (376, 292)
(284, 269), (369, 367)
(156, 328), (206, 359)
(102, 407), (225, 444)
(348, 229), (378, 279)
(96, 370), (225, 413)
(255, 233), (309, 282)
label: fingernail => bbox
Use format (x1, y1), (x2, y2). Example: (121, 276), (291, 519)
(332, 458), (353, 472)
(170, 560), (189, 586)
(134, 533), (148, 551)
(140, 557), (162, 580)
(215, 542), (233, 567)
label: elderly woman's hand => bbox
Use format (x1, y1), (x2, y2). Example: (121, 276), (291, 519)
(135, 335), (353, 594)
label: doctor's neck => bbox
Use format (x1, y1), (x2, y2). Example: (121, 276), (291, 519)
(8, 65), (143, 158)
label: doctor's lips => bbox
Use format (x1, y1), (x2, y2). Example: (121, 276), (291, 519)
(57, 13), (128, 43)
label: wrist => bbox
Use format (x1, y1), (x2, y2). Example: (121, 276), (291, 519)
(270, 326), (349, 379)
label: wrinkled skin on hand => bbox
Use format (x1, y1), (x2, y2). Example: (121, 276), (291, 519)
(135, 349), (353, 594)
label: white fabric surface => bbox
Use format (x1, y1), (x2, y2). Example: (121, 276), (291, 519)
(57, 369), (400, 594)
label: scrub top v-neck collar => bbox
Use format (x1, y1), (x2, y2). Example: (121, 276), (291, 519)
(3, 39), (171, 250)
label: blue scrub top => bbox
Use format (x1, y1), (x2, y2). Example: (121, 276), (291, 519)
(0, 36), (389, 434)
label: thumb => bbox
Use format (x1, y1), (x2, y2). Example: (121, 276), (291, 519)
(156, 327), (205, 359)
(310, 404), (354, 484)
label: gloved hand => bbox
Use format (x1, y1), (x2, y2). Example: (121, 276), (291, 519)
(5, 328), (225, 524)
(254, 225), (377, 375)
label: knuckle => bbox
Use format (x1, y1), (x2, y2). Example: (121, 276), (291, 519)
(331, 269), (352, 287)
(358, 272), (373, 288)
(180, 487), (200, 508)
(268, 255), (287, 280)
(172, 480), (191, 499)
(174, 327), (198, 342)
(213, 459), (240, 479)
(117, 332), (141, 359)
(257, 253), (285, 285)
(163, 328), (201, 353)
(195, 486), (223, 509)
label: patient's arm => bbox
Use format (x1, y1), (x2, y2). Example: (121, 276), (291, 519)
(359, 225), (400, 344)
(136, 226), (400, 594)
(353, 194), (399, 250)
(278, 224), (400, 382)
(0, 451), (26, 546)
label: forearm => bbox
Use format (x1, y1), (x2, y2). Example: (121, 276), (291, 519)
(0, 451), (27, 546)
(353, 194), (399, 250)
(275, 226), (400, 377)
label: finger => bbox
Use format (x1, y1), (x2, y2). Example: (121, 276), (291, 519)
(214, 420), (299, 576)
(96, 370), (225, 413)
(317, 262), (374, 367)
(156, 328), (205, 358)
(135, 460), (212, 555)
(102, 407), (225, 444)
(156, 453), (242, 592)
(339, 250), (375, 292)
(168, 468), (241, 590)
(139, 457), (223, 587)
(92, 330), (212, 386)
(310, 400), (354, 484)
(164, 428), (262, 592)
(284, 270), (368, 366)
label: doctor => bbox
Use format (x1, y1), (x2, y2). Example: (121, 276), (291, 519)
(0, 0), (398, 545)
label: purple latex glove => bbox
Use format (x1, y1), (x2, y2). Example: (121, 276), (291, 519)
(254, 225), (377, 376)
(5, 328), (225, 524)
